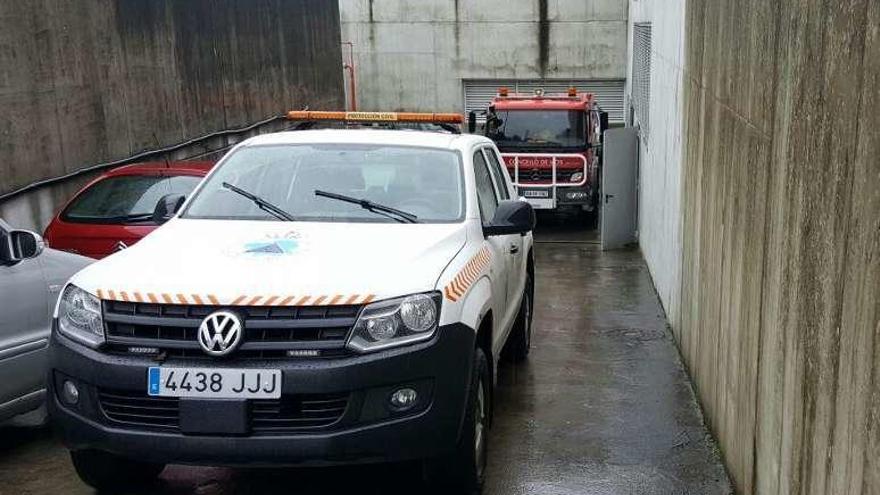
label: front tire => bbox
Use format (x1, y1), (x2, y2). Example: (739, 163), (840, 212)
(505, 274), (534, 362)
(71, 450), (165, 492)
(424, 348), (490, 494)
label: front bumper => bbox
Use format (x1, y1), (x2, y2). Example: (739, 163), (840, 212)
(555, 186), (594, 206)
(517, 186), (594, 210)
(48, 323), (475, 466)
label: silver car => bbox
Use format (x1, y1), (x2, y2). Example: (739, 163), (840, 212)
(0, 219), (92, 423)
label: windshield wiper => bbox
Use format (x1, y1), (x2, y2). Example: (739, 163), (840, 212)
(118, 213), (155, 223)
(222, 182), (296, 222)
(314, 190), (419, 224)
(71, 213), (155, 223)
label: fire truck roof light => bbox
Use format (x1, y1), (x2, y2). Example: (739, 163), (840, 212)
(568, 87), (578, 97)
(498, 87), (509, 97)
(286, 110), (463, 124)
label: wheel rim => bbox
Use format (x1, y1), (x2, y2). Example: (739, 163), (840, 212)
(474, 381), (486, 477)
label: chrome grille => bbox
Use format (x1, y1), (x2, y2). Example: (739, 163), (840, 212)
(98, 389), (179, 428)
(97, 388), (349, 432)
(251, 393), (349, 430)
(510, 168), (582, 184)
(103, 301), (360, 356)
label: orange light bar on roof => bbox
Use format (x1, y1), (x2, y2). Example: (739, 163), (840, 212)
(286, 110), (463, 124)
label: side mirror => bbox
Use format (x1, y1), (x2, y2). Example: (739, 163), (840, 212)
(599, 111), (609, 136)
(2, 230), (45, 263)
(467, 111), (477, 134)
(152, 193), (186, 224)
(483, 200), (536, 237)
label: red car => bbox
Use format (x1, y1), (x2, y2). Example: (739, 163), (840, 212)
(44, 161), (214, 259)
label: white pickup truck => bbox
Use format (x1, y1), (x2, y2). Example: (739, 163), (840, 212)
(49, 125), (535, 493)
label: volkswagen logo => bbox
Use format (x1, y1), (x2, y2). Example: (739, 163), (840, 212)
(197, 311), (243, 357)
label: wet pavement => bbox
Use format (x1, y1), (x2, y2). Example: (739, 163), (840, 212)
(0, 219), (731, 495)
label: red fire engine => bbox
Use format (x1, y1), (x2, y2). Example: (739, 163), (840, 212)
(470, 87), (607, 224)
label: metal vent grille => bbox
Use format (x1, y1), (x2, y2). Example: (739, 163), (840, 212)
(97, 388), (350, 432)
(632, 23), (652, 139)
(102, 301), (360, 356)
(463, 79), (626, 124)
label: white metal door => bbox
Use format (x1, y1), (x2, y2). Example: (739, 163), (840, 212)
(600, 128), (639, 250)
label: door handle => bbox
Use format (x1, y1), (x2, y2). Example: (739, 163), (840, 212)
(605, 194), (615, 204)
(509, 244), (520, 254)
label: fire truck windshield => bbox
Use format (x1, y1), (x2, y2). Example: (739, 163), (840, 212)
(487, 110), (587, 150)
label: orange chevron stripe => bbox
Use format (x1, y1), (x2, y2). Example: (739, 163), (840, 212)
(466, 263), (479, 281)
(452, 277), (465, 296)
(100, 293), (380, 307)
(444, 286), (457, 301)
(444, 247), (493, 301)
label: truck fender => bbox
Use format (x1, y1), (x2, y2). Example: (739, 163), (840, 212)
(457, 277), (493, 333)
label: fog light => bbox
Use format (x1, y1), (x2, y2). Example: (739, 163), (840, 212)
(61, 381), (79, 405)
(389, 388), (418, 410)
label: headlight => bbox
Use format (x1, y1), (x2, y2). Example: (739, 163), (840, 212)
(57, 285), (104, 348)
(569, 172), (585, 183)
(347, 292), (441, 353)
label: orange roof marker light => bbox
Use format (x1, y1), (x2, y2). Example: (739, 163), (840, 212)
(286, 110), (463, 125)
(498, 87), (509, 97)
(568, 86), (578, 97)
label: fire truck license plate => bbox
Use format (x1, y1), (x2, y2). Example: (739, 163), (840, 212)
(522, 190), (550, 198)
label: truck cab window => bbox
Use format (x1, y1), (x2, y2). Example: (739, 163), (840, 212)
(473, 151), (499, 222)
(482, 148), (510, 200)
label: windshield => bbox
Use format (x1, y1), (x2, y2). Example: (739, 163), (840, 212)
(63, 175), (202, 223)
(487, 110), (587, 149)
(183, 144), (464, 223)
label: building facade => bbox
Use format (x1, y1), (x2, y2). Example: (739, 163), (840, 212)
(340, 0), (629, 122)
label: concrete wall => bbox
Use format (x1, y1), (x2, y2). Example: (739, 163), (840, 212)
(626, 0), (686, 329)
(339, 0), (628, 112)
(679, 0), (880, 493)
(0, 0), (344, 232)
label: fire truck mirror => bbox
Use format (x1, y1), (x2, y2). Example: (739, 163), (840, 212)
(600, 112), (609, 135)
(468, 112), (477, 134)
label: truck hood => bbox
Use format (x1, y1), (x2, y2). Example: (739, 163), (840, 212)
(70, 219), (468, 305)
